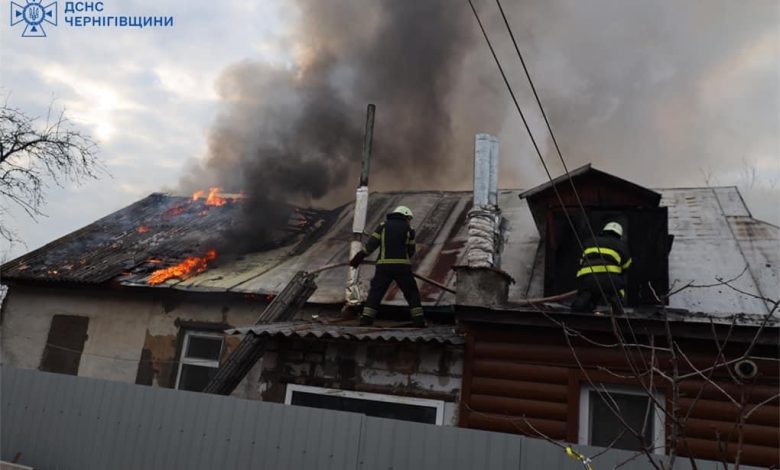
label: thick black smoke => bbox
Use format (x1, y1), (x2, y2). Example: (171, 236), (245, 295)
(183, 0), (779, 254)
(182, 0), (498, 254)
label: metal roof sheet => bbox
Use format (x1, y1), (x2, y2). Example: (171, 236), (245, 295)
(518, 164), (662, 204)
(2, 187), (776, 320)
(226, 321), (465, 345)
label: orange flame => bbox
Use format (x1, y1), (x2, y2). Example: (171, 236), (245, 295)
(205, 187), (227, 206)
(147, 250), (217, 285)
(192, 190), (205, 201)
(137, 225), (149, 234)
(164, 205), (186, 217)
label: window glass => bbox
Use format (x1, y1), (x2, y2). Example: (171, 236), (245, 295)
(290, 391), (438, 424)
(175, 332), (224, 392)
(178, 364), (218, 392)
(185, 335), (223, 361)
(590, 390), (654, 451)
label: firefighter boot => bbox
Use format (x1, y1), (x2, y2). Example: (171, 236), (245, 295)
(360, 307), (377, 326)
(411, 307), (427, 328)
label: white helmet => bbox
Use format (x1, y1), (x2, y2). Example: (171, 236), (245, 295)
(392, 205), (414, 219)
(603, 221), (623, 237)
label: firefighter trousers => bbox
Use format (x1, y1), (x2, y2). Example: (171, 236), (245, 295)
(571, 273), (626, 314)
(364, 264), (422, 317)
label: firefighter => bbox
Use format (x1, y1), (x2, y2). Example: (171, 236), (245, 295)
(349, 205), (426, 327)
(571, 221), (632, 315)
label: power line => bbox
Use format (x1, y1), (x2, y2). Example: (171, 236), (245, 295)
(12, 333), (184, 364)
(487, 0), (651, 370)
(491, 0), (626, 310)
(465, 0), (621, 308)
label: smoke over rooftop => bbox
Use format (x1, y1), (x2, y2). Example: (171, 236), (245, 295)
(182, 0), (779, 254)
(181, 0), (503, 253)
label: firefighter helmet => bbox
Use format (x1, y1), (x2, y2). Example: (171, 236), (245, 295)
(392, 206), (414, 219)
(602, 221), (624, 237)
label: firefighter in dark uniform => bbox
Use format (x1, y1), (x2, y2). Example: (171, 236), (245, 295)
(571, 221), (633, 314)
(349, 206), (425, 327)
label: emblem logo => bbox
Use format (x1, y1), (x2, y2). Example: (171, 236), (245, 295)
(11, 0), (57, 37)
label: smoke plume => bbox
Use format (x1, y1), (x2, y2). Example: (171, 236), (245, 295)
(183, 0), (779, 254)
(492, 1), (779, 222)
(182, 0), (502, 253)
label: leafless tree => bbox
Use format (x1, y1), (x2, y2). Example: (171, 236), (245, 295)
(0, 101), (102, 244)
(536, 273), (779, 469)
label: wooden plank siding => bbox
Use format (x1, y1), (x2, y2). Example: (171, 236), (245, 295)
(459, 324), (779, 468)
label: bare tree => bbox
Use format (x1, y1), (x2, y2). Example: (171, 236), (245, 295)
(0, 101), (102, 244)
(536, 274), (779, 469)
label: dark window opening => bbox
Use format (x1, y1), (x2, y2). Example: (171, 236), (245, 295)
(544, 207), (669, 306)
(290, 391), (438, 425)
(178, 363), (219, 392)
(589, 390), (655, 452)
(39, 314), (89, 375)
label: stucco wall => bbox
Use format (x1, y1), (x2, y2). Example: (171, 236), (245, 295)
(0, 284), (264, 385)
(1, 284), (464, 424)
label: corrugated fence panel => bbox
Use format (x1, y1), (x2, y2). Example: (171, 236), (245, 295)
(1, 367), (764, 470)
(358, 416), (522, 470)
(0, 367), (364, 470)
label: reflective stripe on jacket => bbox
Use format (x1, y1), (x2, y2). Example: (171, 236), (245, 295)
(577, 235), (632, 278)
(363, 213), (416, 265)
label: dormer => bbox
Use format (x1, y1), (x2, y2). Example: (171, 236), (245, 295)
(520, 165), (670, 307)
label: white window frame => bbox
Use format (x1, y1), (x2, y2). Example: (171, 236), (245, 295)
(285, 384), (446, 425)
(578, 384), (666, 454)
(174, 331), (224, 390)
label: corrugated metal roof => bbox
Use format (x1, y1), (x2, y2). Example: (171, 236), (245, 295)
(2, 187), (777, 320)
(226, 321), (465, 345)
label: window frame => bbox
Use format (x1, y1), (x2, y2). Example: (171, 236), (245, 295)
(578, 383), (666, 454)
(174, 331), (224, 391)
(284, 384), (446, 425)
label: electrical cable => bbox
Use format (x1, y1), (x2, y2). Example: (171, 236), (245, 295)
(492, 0), (628, 311)
(489, 0), (651, 369)
(465, 0), (620, 313)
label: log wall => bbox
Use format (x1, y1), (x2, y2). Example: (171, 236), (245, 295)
(459, 324), (779, 468)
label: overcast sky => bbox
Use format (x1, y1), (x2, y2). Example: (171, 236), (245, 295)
(1, 0), (778, 260)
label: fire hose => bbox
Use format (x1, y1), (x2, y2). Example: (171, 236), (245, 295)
(307, 261), (456, 294)
(308, 261), (576, 305)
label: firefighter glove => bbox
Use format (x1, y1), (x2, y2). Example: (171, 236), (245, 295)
(349, 252), (366, 268)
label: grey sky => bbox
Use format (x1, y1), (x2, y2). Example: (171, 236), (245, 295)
(1, 0), (778, 260)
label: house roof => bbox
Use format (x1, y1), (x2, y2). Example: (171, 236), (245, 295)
(2, 186), (777, 322)
(518, 164), (662, 204)
(226, 321), (465, 345)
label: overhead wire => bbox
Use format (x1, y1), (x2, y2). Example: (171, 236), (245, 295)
(479, 0), (651, 370)
(491, 0), (628, 312)
(465, 0), (620, 313)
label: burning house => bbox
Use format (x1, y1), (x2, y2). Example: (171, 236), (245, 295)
(1, 136), (778, 465)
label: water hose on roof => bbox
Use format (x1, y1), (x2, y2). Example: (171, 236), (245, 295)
(512, 290), (577, 305)
(307, 261), (457, 295)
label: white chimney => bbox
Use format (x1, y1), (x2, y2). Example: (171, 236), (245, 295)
(488, 135), (499, 207)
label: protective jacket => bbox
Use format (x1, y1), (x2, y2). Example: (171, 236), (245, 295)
(577, 233), (632, 278)
(576, 232), (632, 297)
(362, 213), (416, 265)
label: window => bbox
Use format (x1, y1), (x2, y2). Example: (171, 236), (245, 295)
(175, 332), (224, 392)
(285, 384), (445, 425)
(579, 384), (665, 453)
